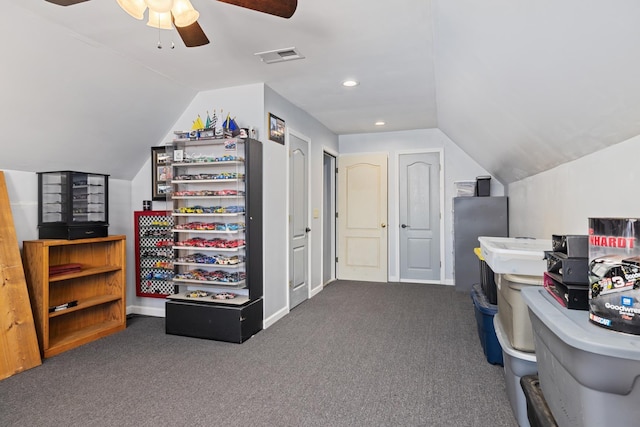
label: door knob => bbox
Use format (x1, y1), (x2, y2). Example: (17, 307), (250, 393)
(305, 227), (311, 233)
(401, 224), (409, 228)
(381, 223), (387, 228)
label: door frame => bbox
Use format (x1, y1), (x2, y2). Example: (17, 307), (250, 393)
(321, 146), (338, 287)
(394, 148), (445, 284)
(287, 128), (312, 308)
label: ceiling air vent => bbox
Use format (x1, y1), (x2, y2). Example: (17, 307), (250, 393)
(255, 47), (305, 64)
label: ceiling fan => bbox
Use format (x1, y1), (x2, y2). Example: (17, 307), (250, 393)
(44, 0), (298, 48)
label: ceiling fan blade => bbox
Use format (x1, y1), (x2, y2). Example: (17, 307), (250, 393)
(217, 0), (297, 19)
(45, 0), (90, 5)
(175, 21), (211, 48)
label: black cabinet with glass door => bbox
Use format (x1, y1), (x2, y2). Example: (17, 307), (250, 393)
(37, 171), (109, 239)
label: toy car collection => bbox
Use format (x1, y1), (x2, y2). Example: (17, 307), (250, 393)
(174, 238), (245, 249)
(185, 290), (209, 298)
(174, 269), (245, 283)
(173, 205), (245, 214)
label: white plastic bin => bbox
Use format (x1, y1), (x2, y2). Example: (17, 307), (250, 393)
(496, 273), (544, 352)
(494, 315), (537, 427)
(454, 180), (475, 197)
(521, 286), (640, 427)
(478, 236), (550, 276)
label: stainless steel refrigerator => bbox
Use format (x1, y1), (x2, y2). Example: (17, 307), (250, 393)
(453, 196), (508, 293)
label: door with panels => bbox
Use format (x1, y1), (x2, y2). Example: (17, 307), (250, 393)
(398, 152), (441, 282)
(337, 153), (388, 282)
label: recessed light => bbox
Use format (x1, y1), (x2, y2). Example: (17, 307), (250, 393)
(375, 121), (386, 126)
(342, 80), (359, 87)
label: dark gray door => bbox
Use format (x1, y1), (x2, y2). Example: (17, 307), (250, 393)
(453, 197), (508, 292)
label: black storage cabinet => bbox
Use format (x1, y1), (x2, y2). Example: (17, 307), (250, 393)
(165, 138), (263, 343)
(166, 298), (263, 343)
(37, 171), (109, 240)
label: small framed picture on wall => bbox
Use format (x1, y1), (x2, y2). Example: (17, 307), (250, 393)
(268, 113), (285, 145)
(151, 146), (171, 201)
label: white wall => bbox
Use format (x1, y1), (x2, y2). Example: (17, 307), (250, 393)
(263, 86), (339, 326)
(339, 129), (504, 284)
(129, 83), (265, 317)
(508, 134), (640, 239)
(3, 169), (132, 279)
(129, 83), (339, 328)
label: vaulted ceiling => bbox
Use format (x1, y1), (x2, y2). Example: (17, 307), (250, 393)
(3, 1), (640, 183)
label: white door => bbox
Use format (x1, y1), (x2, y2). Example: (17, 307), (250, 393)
(289, 133), (310, 309)
(337, 154), (388, 282)
(399, 152), (441, 282)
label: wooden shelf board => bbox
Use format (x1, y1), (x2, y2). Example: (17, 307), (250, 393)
(45, 320), (125, 358)
(49, 294), (121, 318)
(49, 265), (122, 282)
(33, 235), (127, 247)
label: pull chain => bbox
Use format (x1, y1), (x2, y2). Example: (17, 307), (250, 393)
(156, 18), (175, 50)
(157, 14), (163, 49)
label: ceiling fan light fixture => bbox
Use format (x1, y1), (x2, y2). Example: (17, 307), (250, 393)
(172, 0), (199, 27)
(144, 0), (174, 13)
(147, 9), (173, 29)
(116, 0), (147, 20)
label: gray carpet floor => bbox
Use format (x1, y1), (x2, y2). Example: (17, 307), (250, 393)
(0, 280), (517, 426)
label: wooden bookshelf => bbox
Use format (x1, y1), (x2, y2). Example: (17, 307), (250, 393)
(22, 235), (126, 358)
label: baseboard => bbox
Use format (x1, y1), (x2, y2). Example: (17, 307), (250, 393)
(127, 305), (166, 318)
(310, 284), (323, 298)
(263, 305), (288, 329)
(396, 279), (455, 286)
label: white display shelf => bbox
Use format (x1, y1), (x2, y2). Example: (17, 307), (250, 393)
(171, 196), (242, 200)
(171, 179), (242, 184)
(172, 278), (246, 289)
(173, 262), (244, 269)
(172, 229), (243, 234)
(172, 213), (244, 218)
(172, 246), (244, 252)
(167, 292), (249, 306)
(172, 161), (243, 167)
